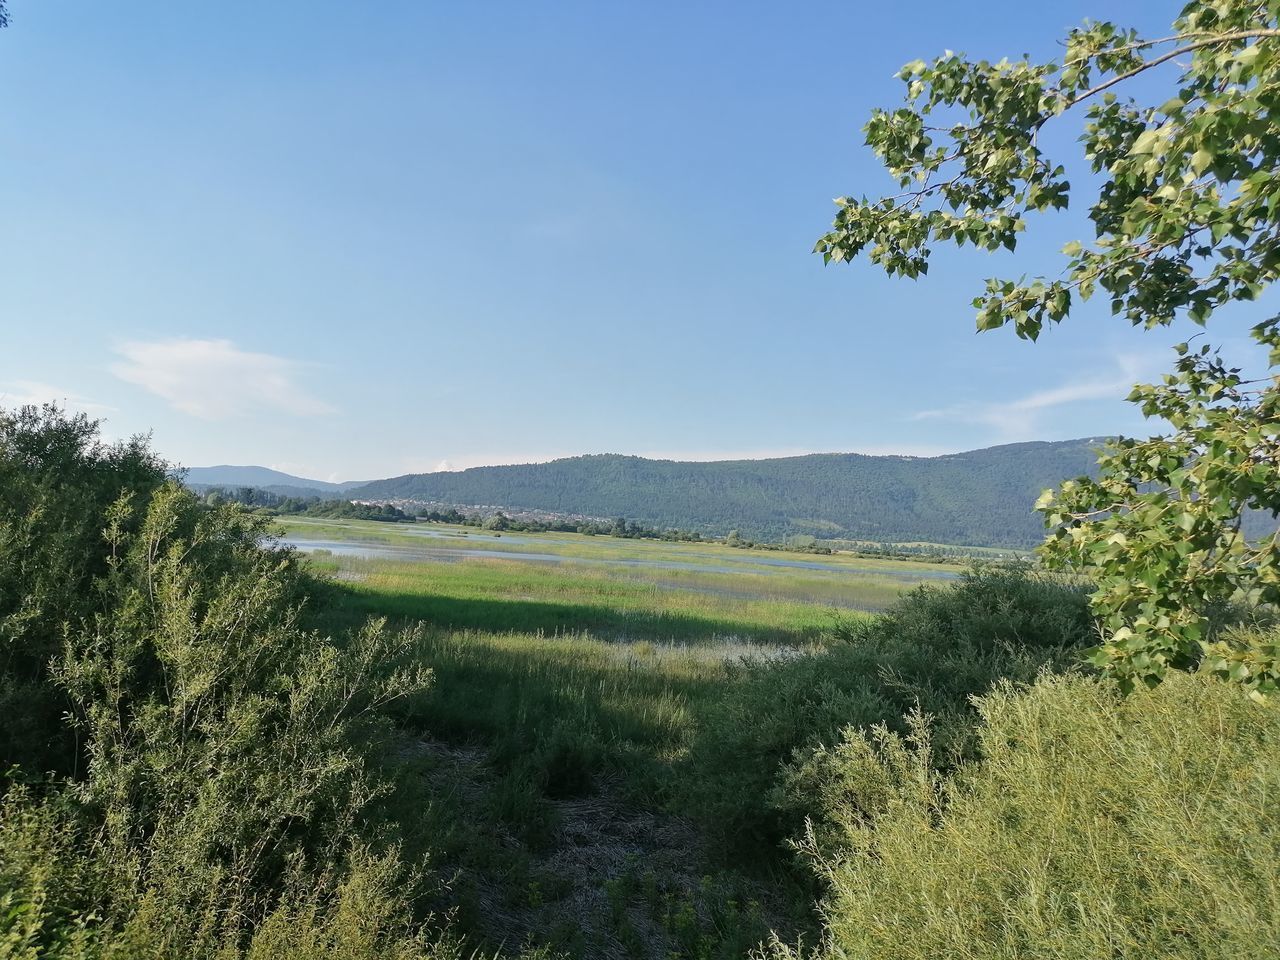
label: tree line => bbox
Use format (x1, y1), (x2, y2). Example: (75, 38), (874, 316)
(201, 485), (413, 522)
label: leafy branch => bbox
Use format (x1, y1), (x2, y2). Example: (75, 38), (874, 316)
(820, 0), (1280, 694)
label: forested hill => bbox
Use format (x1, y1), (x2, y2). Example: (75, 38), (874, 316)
(182, 465), (366, 499)
(346, 439), (1110, 548)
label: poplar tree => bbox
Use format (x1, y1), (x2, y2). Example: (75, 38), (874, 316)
(818, 1), (1280, 693)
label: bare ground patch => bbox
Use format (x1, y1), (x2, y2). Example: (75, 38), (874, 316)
(408, 739), (792, 959)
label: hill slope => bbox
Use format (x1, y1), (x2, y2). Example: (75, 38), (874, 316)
(346, 439), (1111, 548)
(181, 465), (366, 499)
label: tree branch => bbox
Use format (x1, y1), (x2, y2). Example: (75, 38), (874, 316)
(1043, 29), (1280, 126)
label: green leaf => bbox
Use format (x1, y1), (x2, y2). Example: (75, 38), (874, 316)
(1190, 148), (1214, 176)
(1129, 128), (1161, 156)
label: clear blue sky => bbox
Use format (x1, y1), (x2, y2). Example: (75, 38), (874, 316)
(1, 1), (1266, 480)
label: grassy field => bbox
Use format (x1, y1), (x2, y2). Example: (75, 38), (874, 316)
(288, 518), (915, 817)
(281, 517), (958, 628)
(275, 516), (960, 569)
(313, 555), (846, 642)
(283, 518), (964, 806)
(271, 518), (966, 955)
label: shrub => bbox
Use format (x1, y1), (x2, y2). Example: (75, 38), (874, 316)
(0, 791), (475, 959)
(777, 670), (1280, 960)
(0, 406), (450, 957)
(680, 566), (1094, 852)
(0, 405), (166, 774)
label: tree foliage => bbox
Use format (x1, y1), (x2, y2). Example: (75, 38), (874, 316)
(820, 0), (1280, 692)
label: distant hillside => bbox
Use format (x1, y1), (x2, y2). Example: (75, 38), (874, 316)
(346, 439), (1112, 548)
(181, 465), (366, 500)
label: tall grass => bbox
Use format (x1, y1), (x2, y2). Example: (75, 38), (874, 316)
(777, 670), (1280, 959)
(399, 630), (730, 809)
(317, 564), (1095, 865)
(0, 798), (481, 960)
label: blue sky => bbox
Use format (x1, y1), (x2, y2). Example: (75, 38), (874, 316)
(1, 0), (1270, 480)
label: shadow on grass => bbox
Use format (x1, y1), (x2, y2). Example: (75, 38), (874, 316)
(311, 578), (825, 645)
(305, 578), (767, 803)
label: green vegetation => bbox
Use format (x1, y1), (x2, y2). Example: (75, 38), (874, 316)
(345, 439), (1106, 548)
(283, 516), (956, 624)
(682, 566), (1094, 854)
(297, 544), (1100, 955)
(419, 507), (712, 543)
(202, 485), (414, 521)
(821, 0), (1280, 691)
(310, 555), (855, 643)
(775, 672), (1280, 960)
(5, 404), (1280, 957)
(10, 1), (1280, 956)
(0, 406), (470, 958)
(277, 515), (956, 574)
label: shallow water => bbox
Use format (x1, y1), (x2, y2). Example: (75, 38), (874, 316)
(283, 521), (540, 546)
(279, 538), (676, 568)
(275, 536), (957, 583)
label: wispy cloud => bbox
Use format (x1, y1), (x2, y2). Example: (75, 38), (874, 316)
(912, 352), (1157, 439)
(0, 380), (114, 417)
(111, 338), (335, 420)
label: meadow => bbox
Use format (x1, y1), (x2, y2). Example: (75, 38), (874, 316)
(273, 518), (969, 955)
(280, 517), (957, 626)
(8, 425), (1276, 960)
(284, 516), (953, 822)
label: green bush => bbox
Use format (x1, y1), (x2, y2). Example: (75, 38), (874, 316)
(0, 407), (455, 958)
(776, 671), (1280, 960)
(680, 566), (1094, 852)
(0, 790), (477, 960)
(0, 405), (166, 774)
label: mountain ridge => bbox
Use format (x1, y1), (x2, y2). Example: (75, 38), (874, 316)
(180, 464), (368, 499)
(183, 440), (1122, 548)
(340, 438), (1110, 548)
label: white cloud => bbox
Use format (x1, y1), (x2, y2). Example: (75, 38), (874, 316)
(0, 380), (114, 417)
(912, 352), (1159, 440)
(111, 338), (335, 420)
